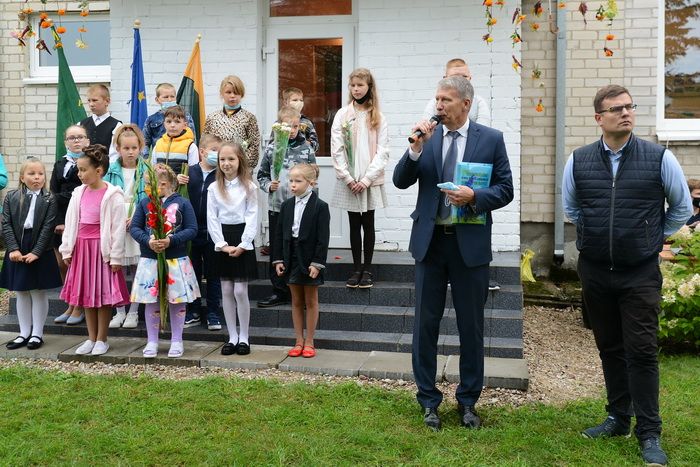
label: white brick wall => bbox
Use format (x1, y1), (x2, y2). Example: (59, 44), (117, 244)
(109, 0), (521, 252)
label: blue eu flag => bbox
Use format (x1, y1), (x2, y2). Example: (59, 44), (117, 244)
(130, 26), (147, 127)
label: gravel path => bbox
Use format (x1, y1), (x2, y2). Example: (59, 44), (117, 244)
(0, 302), (604, 407)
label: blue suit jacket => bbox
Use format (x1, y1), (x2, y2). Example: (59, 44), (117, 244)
(393, 122), (514, 267)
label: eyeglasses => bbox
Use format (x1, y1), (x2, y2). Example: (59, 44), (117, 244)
(597, 103), (637, 114)
(65, 135), (87, 142)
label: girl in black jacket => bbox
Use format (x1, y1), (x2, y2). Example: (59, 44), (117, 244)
(1, 158), (62, 350)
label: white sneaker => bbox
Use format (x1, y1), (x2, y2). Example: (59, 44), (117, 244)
(142, 341), (159, 358)
(91, 341), (109, 355)
(122, 311), (139, 329)
(109, 311), (127, 328)
(168, 341), (184, 358)
(75, 340), (95, 355)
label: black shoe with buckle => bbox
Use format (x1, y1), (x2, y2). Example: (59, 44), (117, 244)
(458, 404), (481, 429)
(423, 407), (441, 431)
(581, 415), (631, 439)
(257, 294), (289, 308)
(639, 436), (667, 467)
(346, 271), (362, 288)
(358, 271), (374, 288)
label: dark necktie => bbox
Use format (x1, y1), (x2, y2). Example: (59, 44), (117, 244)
(439, 131), (460, 219)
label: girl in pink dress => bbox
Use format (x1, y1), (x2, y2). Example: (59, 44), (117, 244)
(59, 144), (130, 356)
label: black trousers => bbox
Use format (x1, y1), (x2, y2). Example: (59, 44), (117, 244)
(268, 211), (290, 299)
(578, 255), (663, 440)
(413, 227), (489, 409)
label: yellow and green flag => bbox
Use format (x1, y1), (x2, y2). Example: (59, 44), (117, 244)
(177, 36), (205, 140)
(52, 27), (87, 161)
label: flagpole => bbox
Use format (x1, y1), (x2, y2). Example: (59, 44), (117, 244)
(134, 19), (141, 29)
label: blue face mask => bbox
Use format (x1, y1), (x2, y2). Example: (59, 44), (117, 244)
(205, 151), (218, 166)
(160, 101), (178, 111)
(65, 150), (82, 160)
(223, 103), (241, 111)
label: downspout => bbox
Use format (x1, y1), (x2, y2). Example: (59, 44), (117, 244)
(553, 6), (567, 266)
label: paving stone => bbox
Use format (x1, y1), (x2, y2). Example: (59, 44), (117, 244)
(359, 350), (447, 381)
(201, 344), (289, 370)
(278, 349), (371, 377)
(59, 337), (146, 364)
(126, 340), (221, 367)
(0, 331), (83, 361)
(444, 355), (529, 390)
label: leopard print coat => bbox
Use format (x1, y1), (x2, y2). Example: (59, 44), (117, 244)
(203, 108), (262, 170)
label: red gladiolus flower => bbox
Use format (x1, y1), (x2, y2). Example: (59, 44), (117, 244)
(147, 202), (156, 212)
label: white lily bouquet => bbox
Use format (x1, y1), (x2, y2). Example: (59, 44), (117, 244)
(271, 122), (291, 181)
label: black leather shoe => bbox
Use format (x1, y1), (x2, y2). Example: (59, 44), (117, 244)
(221, 342), (238, 355)
(26, 336), (44, 350)
(458, 404), (481, 429)
(423, 407), (441, 431)
(257, 295), (289, 308)
(6, 336), (28, 350)
(237, 342), (251, 355)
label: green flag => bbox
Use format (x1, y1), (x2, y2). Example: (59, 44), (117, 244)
(52, 27), (87, 161)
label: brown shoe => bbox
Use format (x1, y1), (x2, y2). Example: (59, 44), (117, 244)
(358, 271), (374, 288)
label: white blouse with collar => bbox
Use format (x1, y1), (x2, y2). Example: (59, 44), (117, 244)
(206, 177), (258, 251)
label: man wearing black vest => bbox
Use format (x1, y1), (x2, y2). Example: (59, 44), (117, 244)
(563, 85), (691, 467)
(79, 84), (122, 162)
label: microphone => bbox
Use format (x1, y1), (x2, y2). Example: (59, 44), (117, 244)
(408, 115), (442, 143)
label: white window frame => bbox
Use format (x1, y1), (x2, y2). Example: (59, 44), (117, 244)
(656, 0), (700, 141)
(24, 10), (111, 85)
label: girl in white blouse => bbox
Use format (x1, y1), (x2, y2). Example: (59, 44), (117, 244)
(207, 142), (259, 356)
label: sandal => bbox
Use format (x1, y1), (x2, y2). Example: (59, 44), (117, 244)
(287, 344), (303, 357)
(143, 342), (158, 358)
(302, 345), (316, 358)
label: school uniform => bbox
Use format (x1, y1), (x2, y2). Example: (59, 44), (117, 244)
(50, 156), (81, 248)
(273, 191), (330, 286)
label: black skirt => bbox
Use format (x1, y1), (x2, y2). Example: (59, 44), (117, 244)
(0, 229), (63, 291)
(287, 239), (324, 286)
(210, 224), (258, 282)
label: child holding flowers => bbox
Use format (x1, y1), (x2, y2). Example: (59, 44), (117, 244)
(273, 164), (330, 358)
(130, 164), (200, 358)
(330, 68), (390, 289)
(59, 145), (131, 356)
(104, 124), (148, 329)
(207, 142), (258, 356)
(257, 106), (316, 308)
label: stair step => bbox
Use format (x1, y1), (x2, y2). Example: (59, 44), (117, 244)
(0, 315), (521, 358)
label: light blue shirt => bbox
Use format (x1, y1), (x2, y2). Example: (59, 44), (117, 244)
(562, 137), (692, 237)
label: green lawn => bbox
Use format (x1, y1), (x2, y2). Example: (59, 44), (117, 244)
(0, 355), (698, 466)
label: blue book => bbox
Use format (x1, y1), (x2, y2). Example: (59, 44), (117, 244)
(452, 162), (492, 224)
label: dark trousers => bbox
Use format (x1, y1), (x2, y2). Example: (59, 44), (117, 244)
(578, 255), (663, 440)
(268, 211), (290, 299)
(190, 232), (222, 320)
(413, 227), (489, 409)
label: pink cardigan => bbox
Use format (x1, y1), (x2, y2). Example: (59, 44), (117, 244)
(59, 182), (126, 266)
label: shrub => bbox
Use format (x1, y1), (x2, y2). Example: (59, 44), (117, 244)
(660, 225), (700, 349)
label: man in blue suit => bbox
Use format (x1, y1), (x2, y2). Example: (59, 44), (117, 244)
(393, 76), (513, 431)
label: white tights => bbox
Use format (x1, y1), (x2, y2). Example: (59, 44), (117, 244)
(15, 290), (49, 339)
(221, 280), (250, 344)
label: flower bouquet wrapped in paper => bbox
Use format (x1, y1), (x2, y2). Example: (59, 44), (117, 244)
(271, 122), (291, 181)
(341, 119), (354, 175)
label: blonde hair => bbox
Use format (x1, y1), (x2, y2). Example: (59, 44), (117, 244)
(216, 142), (253, 198)
(688, 178), (700, 192)
(282, 87), (303, 101)
(219, 75), (245, 97)
(87, 83), (110, 99)
(18, 157), (47, 191)
(348, 68), (381, 130)
(114, 124), (145, 150)
(278, 105), (301, 122)
(64, 124), (87, 139)
(154, 163), (179, 192)
(155, 83), (176, 97)
(445, 58), (467, 70)
(199, 133), (223, 150)
(289, 163), (319, 184)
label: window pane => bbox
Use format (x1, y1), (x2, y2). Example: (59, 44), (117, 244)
(665, 0), (700, 119)
(38, 16), (110, 67)
(270, 0), (351, 17)
(278, 38), (343, 156)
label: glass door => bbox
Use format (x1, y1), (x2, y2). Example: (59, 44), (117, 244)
(265, 24), (355, 247)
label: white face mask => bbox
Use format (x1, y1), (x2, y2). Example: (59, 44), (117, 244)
(289, 100), (304, 112)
